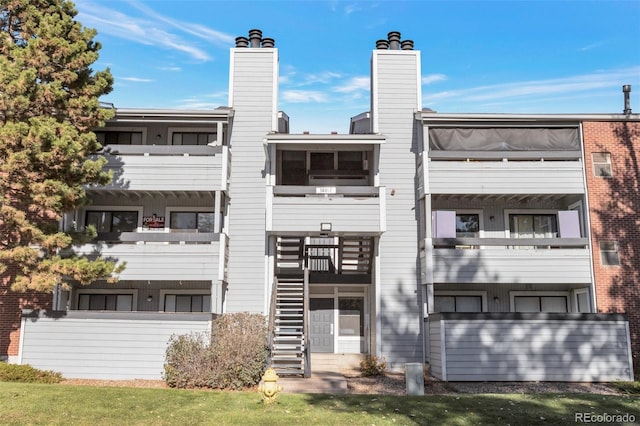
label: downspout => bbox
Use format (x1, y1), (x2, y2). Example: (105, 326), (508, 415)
(578, 122), (598, 312)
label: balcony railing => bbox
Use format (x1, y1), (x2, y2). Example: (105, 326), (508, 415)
(431, 237), (588, 249)
(88, 145), (230, 192)
(424, 237), (592, 284)
(94, 231), (219, 244)
(268, 186), (384, 234)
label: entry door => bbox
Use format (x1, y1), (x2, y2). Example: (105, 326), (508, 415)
(309, 298), (334, 353)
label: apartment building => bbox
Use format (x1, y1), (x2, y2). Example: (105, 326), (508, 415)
(9, 30), (636, 381)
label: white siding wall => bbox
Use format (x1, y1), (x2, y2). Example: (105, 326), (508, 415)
(429, 314), (633, 381)
(271, 196), (381, 233)
(19, 311), (211, 380)
(429, 161), (585, 195)
(72, 243), (220, 281)
(373, 50), (423, 367)
(226, 48), (277, 313)
(433, 248), (592, 284)
(100, 150), (226, 192)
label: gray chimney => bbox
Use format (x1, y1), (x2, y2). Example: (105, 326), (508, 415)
(623, 85), (632, 115)
(261, 37), (275, 48)
(388, 31), (401, 50)
(401, 40), (414, 50)
(248, 29), (262, 48)
(376, 39), (389, 50)
(235, 36), (249, 48)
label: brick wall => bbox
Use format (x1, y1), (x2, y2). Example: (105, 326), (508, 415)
(0, 270), (52, 359)
(583, 120), (640, 371)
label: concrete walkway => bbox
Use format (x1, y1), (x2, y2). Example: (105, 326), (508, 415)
(278, 371), (349, 394)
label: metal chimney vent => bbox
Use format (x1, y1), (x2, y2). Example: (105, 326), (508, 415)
(623, 85), (632, 115)
(375, 31), (414, 50)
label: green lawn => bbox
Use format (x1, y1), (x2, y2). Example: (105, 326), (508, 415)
(1, 382), (638, 426)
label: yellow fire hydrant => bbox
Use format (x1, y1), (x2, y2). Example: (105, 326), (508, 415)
(258, 367), (282, 404)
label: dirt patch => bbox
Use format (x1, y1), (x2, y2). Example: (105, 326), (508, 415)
(343, 372), (623, 396)
(345, 372), (454, 395)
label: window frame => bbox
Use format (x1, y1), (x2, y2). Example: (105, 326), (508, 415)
(165, 207), (219, 233)
(82, 206), (144, 233)
(159, 289), (211, 313)
(504, 209), (559, 239)
(599, 240), (621, 266)
(433, 291), (487, 313)
(592, 152), (613, 177)
(94, 127), (146, 146)
(455, 209), (484, 238)
(168, 127), (218, 146)
(509, 291), (570, 313)
(75, 289), (138, 311)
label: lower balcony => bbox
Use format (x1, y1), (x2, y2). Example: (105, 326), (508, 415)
(427, 312), (633, 382)
(426, 238), (591, 284)
(19, 310), (211, 380)
(71, 232), (226, 281)
(268, 186), (384, 235)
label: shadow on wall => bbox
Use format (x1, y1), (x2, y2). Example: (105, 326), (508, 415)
(0, 151), (128, 360)
(594, 122), (640, 372)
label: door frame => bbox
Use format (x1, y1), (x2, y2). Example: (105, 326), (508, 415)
(309, 285), (369, 354)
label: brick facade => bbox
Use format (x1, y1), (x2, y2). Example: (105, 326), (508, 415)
(0, 271), (52, 359)
(583, 120), (640, 370)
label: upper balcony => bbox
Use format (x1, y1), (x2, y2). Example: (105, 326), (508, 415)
(88, 145), (230, 193)
(418, 125), (585, 197)
(268, 186), (384, 235)
(71, 232), (228, 282)
(265, 133), (386, 235)
(424, 237), (592, 285)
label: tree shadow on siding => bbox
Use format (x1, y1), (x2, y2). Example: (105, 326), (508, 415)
(592, 121), (640, 372)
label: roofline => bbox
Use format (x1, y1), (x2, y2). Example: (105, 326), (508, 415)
(416, 111), (640, 123)
(265, 133), (385, 144)
(112, 107), (234, 120)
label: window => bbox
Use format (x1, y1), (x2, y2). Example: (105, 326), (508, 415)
(434, 295), (482, 312)
(599, 241), (620, 266)
(170, 211), (215, 232)
(514, 296), (568, 313)
(95, 131), (142, 145)
(509, 214), (557, 239)
(338, 297), (364, 337)
(78, 293), (133, 311)
(86, 211), (138, 232)
(171, 132), (215, 146)
(592, 152), (612, 177)
(337, 152), (364, 171)
(310, 152), (334, 170)
(281, 151), (306, 185)
(456, 214), (480, 237)
(164, 294), (211, 312)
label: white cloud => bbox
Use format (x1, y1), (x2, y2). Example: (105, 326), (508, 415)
(422, 74), (447, 85)
(282, 90), (329, 103)
(579, 41), (606, 52)
(333, 76), (369, 93)
(119, 76), (154, 83)
(75, 0), (234, 61)
(158, 66), (182, 72)
(424, 67), (640, 105)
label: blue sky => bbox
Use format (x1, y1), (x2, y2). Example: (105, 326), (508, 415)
(74, 0), (640, 133)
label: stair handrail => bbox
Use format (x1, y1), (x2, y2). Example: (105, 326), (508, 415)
(267, 276), (278, 367)
(303, 267), (311, 378)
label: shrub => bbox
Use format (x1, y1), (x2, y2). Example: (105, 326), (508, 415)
(164, 312), (268, 390)
(359, 355), (387, 376)
(163, 332), (214, 389)
(209, 312), (269, 389)
(0, 363), (63, 384)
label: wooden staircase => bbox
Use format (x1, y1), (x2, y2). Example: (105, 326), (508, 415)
(340, 237), (373, 274)
(270, 237), (308, 376)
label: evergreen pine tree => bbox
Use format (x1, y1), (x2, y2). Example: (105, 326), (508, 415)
(0, 0), (120, 292)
